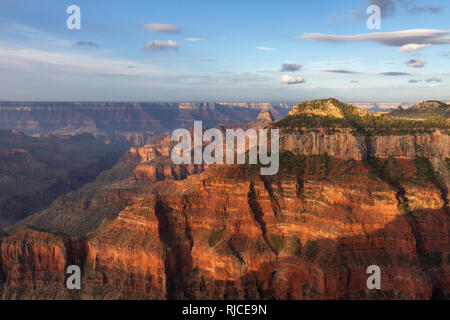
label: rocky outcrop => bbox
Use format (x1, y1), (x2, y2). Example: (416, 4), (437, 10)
(0, 228), (68, 299)
(288, 99), (370, 118)
(133, 164), (205, 182)
(277, 99), (450, 160)
(369, 132), (450, 159)
(281, 129), (368, 160)
(256, 110), (275, 122)
(280, 129), (450, 160)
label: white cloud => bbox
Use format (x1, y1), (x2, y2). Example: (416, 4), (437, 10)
(142, 40), (181, 51)
(256, 46), (275, 51)
(399, 43), (431, 54)
(141, 23), (180, 33)
(282, 75), (305, 84)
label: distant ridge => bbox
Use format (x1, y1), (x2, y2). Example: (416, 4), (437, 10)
(389, 100), (450, 119)
(0, 101), (292, 138)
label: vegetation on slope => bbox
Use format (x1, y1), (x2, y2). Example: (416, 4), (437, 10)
(273, 98), (450, 135)
(389, 101), (450, 120)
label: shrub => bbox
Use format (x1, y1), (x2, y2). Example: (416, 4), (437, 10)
(279, 151), (306, 174)
(303, 240), (319, 261)
(209, 229), (224, 247)
(254, 240), (268, 254)
(420, 251), (443, 267)
(269, 234), (285, 252)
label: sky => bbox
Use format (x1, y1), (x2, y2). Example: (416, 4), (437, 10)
(0, 0), (449, 102)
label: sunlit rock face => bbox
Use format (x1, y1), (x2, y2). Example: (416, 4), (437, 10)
(278, 99), (450, 161)
(280, 129), (450, 161)
(256, 110), (275, 122)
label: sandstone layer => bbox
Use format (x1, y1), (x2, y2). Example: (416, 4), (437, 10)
(280, 129), (450, 161)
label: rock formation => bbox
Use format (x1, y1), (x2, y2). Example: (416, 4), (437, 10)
(0, 99), (448, 300)
(256, 110), (275, 122)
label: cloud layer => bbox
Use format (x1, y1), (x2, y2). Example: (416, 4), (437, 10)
(425, 77), (443, 83)
(406, 59), (426, 68)
(256, 46), (275, 51)
(76, 41), (100, 48)
(381, 72), (410, 76)
(281, 63), (302, 72)
(324, 69), (358, 74)
(141, 23), (180, 33)
(367, 0), (441, 17)
(142, 40), (181, 51)
(299, 29), (450, 47)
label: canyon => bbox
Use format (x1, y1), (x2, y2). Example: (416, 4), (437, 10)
(0, 99), (448, 300)
(0, 102), (291, 141)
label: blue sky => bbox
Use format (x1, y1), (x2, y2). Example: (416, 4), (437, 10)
(0, 0), (449, 102)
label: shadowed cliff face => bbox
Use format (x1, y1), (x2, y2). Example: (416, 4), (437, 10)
(0, 130), (129, 228)
(0, 156), (448, 300)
